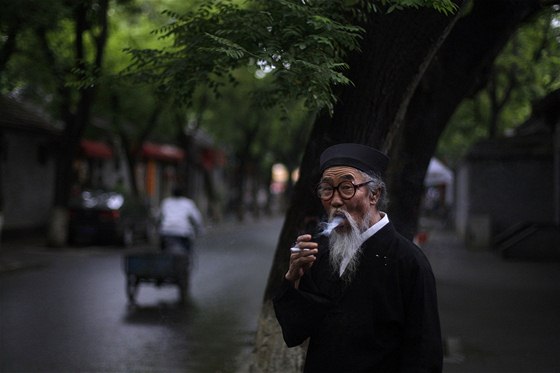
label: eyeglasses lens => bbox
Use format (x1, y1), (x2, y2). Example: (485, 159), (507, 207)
(339, 182), (355, 198)
(317, 181), (355, 200)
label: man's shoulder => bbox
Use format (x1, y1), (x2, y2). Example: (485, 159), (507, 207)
(162, 197), (193, 209)
(173, 197), (194, 205)
(368, 223), (429, 264)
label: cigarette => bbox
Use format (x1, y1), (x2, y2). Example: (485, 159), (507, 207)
(290, 247), (309, 253)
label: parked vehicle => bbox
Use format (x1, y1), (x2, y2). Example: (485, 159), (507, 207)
(68, 189), (155, 246)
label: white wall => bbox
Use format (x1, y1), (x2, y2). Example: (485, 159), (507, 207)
(455, 155), (554, 248)
(1, 131), (56, 231)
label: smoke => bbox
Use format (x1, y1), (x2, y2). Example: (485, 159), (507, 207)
(315, 215), (344, 238)
(290, 215), (344, 253)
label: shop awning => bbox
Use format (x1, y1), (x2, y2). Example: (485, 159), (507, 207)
(424, 157), (453, 187)
(201, 147), (227, 170)
(142, 142), (185, 162)
(80, 139), (113, 159)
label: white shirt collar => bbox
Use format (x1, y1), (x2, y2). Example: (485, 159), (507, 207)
(360, 212), (389, 243)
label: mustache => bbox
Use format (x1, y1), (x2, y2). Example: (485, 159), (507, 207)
(329, 209), (370, 233)
(329, 209), (349, 220)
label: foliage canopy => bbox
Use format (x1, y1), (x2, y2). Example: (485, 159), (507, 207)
(437, 6), (560, 166)
(124, 0), (457, 113)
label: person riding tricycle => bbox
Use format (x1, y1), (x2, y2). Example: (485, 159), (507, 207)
(158, 187), (204, 256)
(123, 187), (204, 305)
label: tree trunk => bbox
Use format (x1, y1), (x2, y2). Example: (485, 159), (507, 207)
(386, 0), (541, 241)
(47, 0), (110, 247)
(251, 5), (463, 371)
(0, 24), (18, 72)
(232, 123), (260, 221)
(47, 88), (95, 247)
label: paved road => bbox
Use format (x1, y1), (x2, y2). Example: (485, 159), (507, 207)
(3, 216), (560, 373)
(0, 216), (282, 373)
(422, 219), (560, 373)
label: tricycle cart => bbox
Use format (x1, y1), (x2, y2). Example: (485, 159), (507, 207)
(123, 251), (190, 304)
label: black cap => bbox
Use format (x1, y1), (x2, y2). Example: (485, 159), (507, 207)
(319, 143), (389, 177)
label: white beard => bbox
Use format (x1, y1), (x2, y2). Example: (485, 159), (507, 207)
(328, 211), (369, 280)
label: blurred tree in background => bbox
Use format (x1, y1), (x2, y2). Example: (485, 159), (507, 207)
(1, 0), (116, 245)
(437, 5), (560, 167)
(0, 0), (315, 242)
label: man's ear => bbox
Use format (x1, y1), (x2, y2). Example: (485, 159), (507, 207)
(370, 190), (378, 205)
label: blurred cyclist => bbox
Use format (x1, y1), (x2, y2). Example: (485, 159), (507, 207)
(159, 187), (204, 255)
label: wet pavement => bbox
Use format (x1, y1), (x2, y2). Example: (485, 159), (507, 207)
(2, 216), (560, 372)
(420, 218), (560, 373)
(0, 216), (280, 373)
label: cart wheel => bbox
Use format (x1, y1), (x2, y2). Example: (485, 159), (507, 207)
(127, 275), (138, 303)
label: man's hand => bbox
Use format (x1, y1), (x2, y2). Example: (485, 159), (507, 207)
(285, 234), (318, 289)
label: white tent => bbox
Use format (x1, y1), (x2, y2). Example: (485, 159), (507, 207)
(424, 158), (454, 205)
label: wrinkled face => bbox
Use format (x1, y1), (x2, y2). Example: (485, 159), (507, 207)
(319, 166), (378, 233)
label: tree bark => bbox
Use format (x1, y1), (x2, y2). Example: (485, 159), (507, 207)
(0, 24), (19, 72)
(251, 5), (463, 371)
(47, 0), (110, 246)
(386, 0), (541, 241)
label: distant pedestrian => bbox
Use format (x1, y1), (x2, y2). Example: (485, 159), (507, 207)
(159, 187), (204, 255)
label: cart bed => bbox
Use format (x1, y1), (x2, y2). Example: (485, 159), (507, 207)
(124, 252), (188, 278)
(123, 251), (191, 303)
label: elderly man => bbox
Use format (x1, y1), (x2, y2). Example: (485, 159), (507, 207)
(273, 143), (442, 372)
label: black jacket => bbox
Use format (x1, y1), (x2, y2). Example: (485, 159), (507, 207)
(273, 222), (443, 373)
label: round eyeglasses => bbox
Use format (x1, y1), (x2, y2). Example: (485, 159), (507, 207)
(316, 180), (374, 201)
